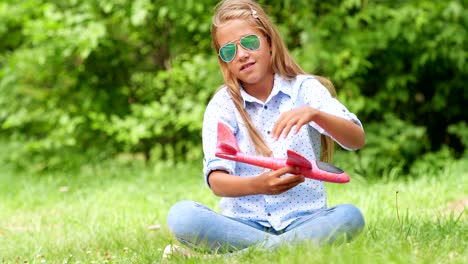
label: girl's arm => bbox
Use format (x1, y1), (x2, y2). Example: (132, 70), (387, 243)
(208, 167), (304, 197)
(272, 106), (365, 150)
(313, 109), (365, 149)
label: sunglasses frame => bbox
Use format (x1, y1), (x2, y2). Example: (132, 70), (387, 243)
(218, 34), (261, 63)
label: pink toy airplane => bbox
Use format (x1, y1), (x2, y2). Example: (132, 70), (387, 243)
(215, 122), (350, 183)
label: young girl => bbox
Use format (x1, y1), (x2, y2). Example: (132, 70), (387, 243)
(167, 0), (365, 255)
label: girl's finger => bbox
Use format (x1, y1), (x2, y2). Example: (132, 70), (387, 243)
(282, 117), (300, 139)
(281, 123), (294, 139)
(272, 166), (298, 176)
(272, 118), (287, 140)
(279, 173), (304, 185)
(294, 119), (307, 134)
(277, 177), (304, 192)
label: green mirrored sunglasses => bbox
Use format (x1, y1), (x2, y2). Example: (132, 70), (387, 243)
(218, 34), (261, 62)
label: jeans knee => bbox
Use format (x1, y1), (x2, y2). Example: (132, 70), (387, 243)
(167, 200), (198, 232)
(338, 204), (365, 231)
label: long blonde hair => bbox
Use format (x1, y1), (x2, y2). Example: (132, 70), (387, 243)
(211, 0), (335, 162)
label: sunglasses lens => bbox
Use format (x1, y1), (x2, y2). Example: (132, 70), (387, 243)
(218, 35), (260, 62)
(219, 43), (236, 62)
(240, 35), (260, 51)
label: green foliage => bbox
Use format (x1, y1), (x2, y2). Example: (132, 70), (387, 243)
(334, 113), (430, 178)
(296, 0), (467, 147)
(0, 0), (220, 169)
(0, 0), (467, 175)
(448, 121), (468, 157)
(89, 54), (221, 161)
(410, 146), (455, 177)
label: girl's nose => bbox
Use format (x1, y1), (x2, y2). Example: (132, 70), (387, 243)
(236, 43), (249, 60)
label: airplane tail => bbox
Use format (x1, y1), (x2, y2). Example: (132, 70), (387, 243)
(286, 150), (312, 168)
(216, 122), (240, 156)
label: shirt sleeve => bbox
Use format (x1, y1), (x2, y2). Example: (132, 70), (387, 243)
(202, 88), (237, 187)
(300, 78), (363, 150)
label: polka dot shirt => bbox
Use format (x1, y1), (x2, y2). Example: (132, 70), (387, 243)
(202, 74), (362, 231)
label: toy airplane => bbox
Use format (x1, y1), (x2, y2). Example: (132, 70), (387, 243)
(215, 122), (350, 183)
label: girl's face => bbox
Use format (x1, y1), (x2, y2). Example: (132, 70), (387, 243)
(216, 19), (274, 90)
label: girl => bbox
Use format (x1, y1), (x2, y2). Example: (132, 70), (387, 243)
(167, 0), (365, 256)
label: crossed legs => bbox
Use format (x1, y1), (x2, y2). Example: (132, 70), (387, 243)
(166, 200), (365, 253)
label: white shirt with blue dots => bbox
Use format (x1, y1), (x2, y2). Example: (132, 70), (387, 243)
(202, 74), (363, 231)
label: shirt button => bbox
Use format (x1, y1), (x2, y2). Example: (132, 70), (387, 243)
(263, 105), (268, 109)
(267, 213), (271, 216)
(267, 131), (271, 134)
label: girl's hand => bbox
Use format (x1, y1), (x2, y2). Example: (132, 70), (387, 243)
(252, 167), (305, 195)
(271, 106), (318, 141)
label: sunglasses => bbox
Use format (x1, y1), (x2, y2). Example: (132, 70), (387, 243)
(218, 34), (261, 62)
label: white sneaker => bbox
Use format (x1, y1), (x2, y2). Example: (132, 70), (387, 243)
(161, 244), (248, 261)
(162, 244), (198, 259)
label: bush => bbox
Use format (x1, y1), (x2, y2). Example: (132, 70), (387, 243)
(0, 0), (466, 175)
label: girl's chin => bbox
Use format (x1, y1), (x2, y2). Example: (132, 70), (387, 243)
(238, 74), (260, 85)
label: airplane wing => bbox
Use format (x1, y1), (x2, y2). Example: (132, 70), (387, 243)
(286, 150), (312, 169)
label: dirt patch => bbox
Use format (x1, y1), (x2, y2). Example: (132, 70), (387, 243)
(443, 198), (467, 219)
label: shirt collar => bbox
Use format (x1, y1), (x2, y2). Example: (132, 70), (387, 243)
(240, 73), (293, 107)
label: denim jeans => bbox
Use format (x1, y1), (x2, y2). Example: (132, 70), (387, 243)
(166, 200), (365, 253)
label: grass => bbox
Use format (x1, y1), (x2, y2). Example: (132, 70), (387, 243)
(0, 157), (466, 263)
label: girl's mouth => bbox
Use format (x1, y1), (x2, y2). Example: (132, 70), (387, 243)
(241, 62), (255, 71)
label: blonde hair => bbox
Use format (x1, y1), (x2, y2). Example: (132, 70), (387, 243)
(211, 0), (335, 162)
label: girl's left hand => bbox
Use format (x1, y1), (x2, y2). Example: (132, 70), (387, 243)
(271, 106), (317, 141)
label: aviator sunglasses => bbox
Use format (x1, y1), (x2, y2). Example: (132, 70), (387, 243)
(218, 34), (261, 62)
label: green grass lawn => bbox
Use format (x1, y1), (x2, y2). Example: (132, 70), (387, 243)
(0, 157), (466, 263)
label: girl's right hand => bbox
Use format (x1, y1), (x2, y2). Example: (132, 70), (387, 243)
(252, 167), (305, 195)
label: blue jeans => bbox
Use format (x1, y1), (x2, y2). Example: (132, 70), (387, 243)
(167, 200), (365, 253)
